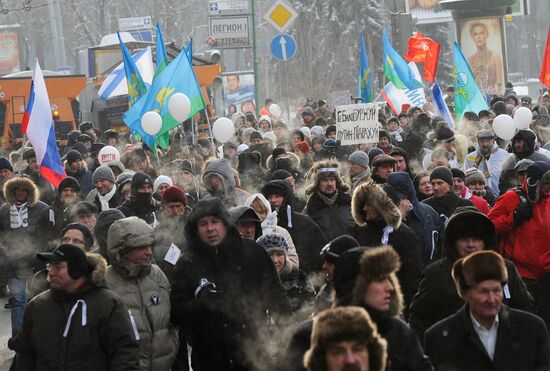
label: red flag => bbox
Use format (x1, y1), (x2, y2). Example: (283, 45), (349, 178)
(540, 27), (550, 89)
(404, 32), (440, 84)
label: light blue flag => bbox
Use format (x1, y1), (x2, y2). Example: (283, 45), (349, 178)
(155, 23), (169, 78)
(117, 32), (147, 107)
(185, 38), (193, 63)
(358, 33), (374, 103)
(453, 42), (489, 119)
(123, 49), (206, 149)
(383, 30), (423, 91)
(431, 79), (455, 129)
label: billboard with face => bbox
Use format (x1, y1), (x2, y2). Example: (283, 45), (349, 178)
(458, 17), (506, 95)
(222, 72), (256, 117)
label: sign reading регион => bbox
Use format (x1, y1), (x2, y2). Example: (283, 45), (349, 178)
(335, 104), (379, 145)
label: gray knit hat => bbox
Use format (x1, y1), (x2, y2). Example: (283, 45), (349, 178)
(348, 150), (369, 169)
(464, 168), (486, 186)
(92, 165), (115, 184)
(256, 233), (288, 254)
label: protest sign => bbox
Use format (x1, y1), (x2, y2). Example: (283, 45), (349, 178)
(335, 103), (379, 145)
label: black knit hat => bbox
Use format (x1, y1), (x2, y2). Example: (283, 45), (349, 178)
(58, 176), (80, 193)
(0, 157), (13, 172)
(37, 244), (94, 280)
(60, 222), (94, 250)
(131, 172), (153, 193)
(66, 150), (83, 165)
(430, 166), (453, 186)
(450, 168), (465, 181)
(270, 169), (293, 181)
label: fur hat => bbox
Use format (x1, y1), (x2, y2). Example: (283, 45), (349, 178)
(452, 250), (508, 294)
(306, 160), (349, 195)
(304, 306), (387, 371)
(352, 180), (401, 228)
(352, 246), (404, 317)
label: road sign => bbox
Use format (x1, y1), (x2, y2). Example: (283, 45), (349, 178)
(118, 16), (152, 32)
(270, 34), (297, 61)
(264, 0), (298, 33)
(208, 0), (250, 15)
(209, 16), (251, 49)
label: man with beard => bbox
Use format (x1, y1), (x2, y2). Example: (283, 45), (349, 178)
(464, 129), (510, 195)
(117, 172), (160, 226)
(304, 161), (355, 242)
(38, 176), (81, 243)
(0, 157), (14, 203)
(498, 129), (549, 194)
(64, 150), (93, 197)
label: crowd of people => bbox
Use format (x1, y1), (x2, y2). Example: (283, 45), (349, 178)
(1, 90), (550, 370)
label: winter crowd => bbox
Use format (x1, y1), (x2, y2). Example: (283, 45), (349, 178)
(1, 91), (550, 371)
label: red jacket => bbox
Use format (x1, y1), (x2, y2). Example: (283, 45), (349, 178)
(488, 185), (550, 279)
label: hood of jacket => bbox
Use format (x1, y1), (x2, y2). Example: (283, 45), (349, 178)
(387, 172), (419, 208)
(3, 176), (40, 206)
(352, 180), (401, 229)
(106, 216), (155, 277)
(87, 252), (108, 286)
(228, 206), (262, 239)
(202, 158), (235, 194)
(184, 198), (233, 242)
(443, 207), (498, 262)
(512, 129), (537, 158)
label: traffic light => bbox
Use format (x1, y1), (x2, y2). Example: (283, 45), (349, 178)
(52, 109), (60, 120)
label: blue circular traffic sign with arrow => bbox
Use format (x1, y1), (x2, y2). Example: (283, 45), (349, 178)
(271, 34), (297, 61)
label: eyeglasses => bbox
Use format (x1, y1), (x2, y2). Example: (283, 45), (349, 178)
(320, 243), (339, 259)
(46, 262), (66, 272)
(61, 236), (85, 246)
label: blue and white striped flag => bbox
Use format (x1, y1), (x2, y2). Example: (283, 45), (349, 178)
(431, 79), (455, 129)
(98, 46), (154, 100)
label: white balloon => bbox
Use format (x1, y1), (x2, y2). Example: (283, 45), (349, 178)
(168, 93), (191, 122)
(212, 117), (235, 143)
(513, 106), (533, 130)
(492, 114), (516, 141)
(97, 146), (120, 165)
(141, 111), (163, 136)
(269, 103), (282, 117)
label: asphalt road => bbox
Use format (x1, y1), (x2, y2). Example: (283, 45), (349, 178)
(0, 297), (12, 370)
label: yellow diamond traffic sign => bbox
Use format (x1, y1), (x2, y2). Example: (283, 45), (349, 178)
(264, 0), (298, 33)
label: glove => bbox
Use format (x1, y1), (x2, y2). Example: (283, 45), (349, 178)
(513, 202), (532, 226)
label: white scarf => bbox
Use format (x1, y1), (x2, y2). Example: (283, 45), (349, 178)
(98, 185), (116, 211)
(10, 202), (28, 228)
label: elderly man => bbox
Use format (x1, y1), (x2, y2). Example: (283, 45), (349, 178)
(425, 250), (550, 371)
(105, 217), (178, 371)
(304, 161), (355, 242)
(87, 165), (118, 211)
(170, 198), (289, 370)
(303, 306), (387, 371)
(463, 129), (510, 195)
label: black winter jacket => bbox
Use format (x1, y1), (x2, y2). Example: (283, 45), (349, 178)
(304, 191), (355, 242)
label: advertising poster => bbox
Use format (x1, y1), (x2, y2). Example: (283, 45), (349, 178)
(458, 17), (506, 95)
(0, 31), (21, 76)
(223, 72), (256, 117)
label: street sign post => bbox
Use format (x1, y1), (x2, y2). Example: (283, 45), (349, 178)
(270, 34), (297, 61)
(264, 0), (298, 33)
(118, 16), (152, 32)
(209, 16), (252, 49)
(208, 0), (250, 15)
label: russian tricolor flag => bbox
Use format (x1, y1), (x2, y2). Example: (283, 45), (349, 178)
(22, 60), (65, 188)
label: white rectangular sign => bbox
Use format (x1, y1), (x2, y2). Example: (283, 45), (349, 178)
(209, 16), (251, 48)
(118, 16), (152, 32)
(335, 104), (379, 145)
(209, 0), (250, 15)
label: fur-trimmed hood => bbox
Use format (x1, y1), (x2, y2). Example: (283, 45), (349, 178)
(305, 160), (349, 195)
(266, 151), (300, 171)
(351, 180), (401, 228)
(3, 176), (40, 206)
(352, 246), (404, 318)
(86, 252), (108, 286)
